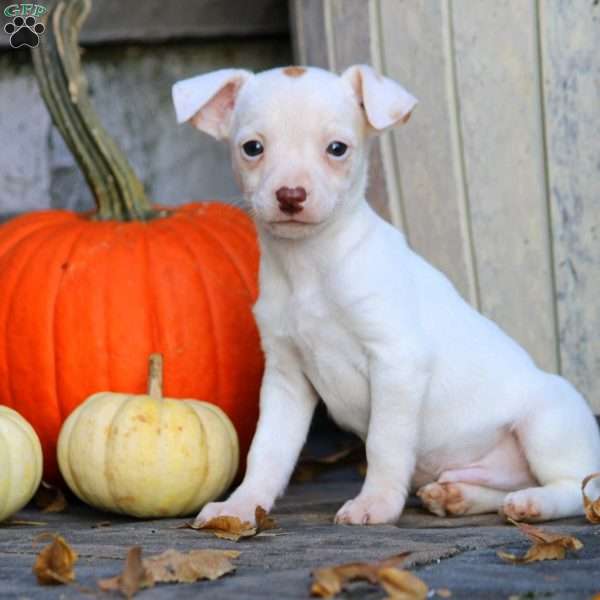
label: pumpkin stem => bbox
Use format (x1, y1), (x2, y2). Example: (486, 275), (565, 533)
(147, 354), (163, 400)
(31, 0), (162, 222)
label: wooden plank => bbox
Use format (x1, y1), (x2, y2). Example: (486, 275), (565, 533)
(289, 0), (328, 68)
(540, 0), (600, 409)
(377, 0), (478, 304)
(450, 0), (558, 372)
(327, 0), (393, 223)
(290, 0), (393, 223)
(0, 0), (289, 48)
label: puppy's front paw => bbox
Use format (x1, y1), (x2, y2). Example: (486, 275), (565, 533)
(502, 489), (544, 522)
(334, 495), (402, 525)
(195, 496), (264, 527)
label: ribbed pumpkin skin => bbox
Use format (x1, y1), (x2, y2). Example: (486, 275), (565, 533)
(0, 406), (43, 521)
(0, 202), (262, 481)
(58, 392), (239, 517)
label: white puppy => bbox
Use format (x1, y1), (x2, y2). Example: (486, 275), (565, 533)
(172, 65), (600, 525)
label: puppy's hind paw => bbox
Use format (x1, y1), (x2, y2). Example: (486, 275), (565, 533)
(417, 482), (467, 517)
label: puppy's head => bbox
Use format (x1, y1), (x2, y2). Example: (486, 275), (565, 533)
(173, 65), (416, 239)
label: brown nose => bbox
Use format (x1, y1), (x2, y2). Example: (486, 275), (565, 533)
(276, 186), (307, 215)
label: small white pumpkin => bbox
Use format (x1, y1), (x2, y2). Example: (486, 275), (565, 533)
(57, 354), (239, 518)
(0, 406), (43, 522)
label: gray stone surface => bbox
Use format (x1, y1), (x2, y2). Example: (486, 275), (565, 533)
(0, 39), (291, 217)
(2, 480), (599, 599)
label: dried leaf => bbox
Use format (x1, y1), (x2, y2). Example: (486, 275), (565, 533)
(310, 552), (411, 598)
(187, 505), (277, 541)
(97, 546), (151, 599)
(378, 567), (428, 600)
(195, 515), (255, 541)
(98, 547), (239, 598)
(255, 506), (277, 531)
(582, 472), (600, 523)
(311, 563), (379, 597)
(436, 589), (452, 598)
(145, 548), (239, 582)
(2, 519), (48, 527)
(498, 519), (583, 563)
(33, 534), (78, 585)
(34, 482), (68, 513)
(293, 444), (365, 483)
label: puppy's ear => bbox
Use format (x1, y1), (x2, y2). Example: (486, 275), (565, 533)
(342, 64), (417, 132)
(172, 69), (253, 140)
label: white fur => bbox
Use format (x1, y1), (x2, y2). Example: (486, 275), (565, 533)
(173, 64), (600, 525)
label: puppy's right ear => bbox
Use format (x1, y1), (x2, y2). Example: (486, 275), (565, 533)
(172, 69), (252, 140)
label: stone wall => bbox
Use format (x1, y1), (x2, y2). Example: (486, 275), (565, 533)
(0, 1), (291, 219)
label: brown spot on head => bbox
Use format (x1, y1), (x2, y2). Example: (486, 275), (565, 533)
(283, 66), (306, 78)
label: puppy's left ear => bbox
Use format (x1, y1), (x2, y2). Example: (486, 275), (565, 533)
(172, 69), (253, 140)
(342, 64), (417, 132)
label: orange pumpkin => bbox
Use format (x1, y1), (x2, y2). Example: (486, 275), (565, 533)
(0, 0), (263, 480)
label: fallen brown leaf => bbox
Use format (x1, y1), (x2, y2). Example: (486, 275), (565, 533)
(145, 548), (240, 582)
(293, 444), (365, 483)
(582, 472), (600, 523)
(97, 546), (151, 599)
(33, 534), (78, 585)
(2, 519), (48, 527)
(378, 567), (428, 600)
(311, 563), (379, 597)
(498, 519), (583, 563)
(98, 546), (239, 598)
(255, 506), (277, 531)
(34, 482), (68, 513)
(194, 515), (255, 541)
(310, 552), (412, 598)
(185, 506), (277, 541)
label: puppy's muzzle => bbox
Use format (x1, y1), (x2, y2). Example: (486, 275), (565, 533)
(276, 186), (307, 215)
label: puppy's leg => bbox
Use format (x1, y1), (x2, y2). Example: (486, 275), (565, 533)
(195, 349), (318, 525)
(503, 374), (600, 521)
(417, 482), (506, 517)
(335, 345), (430, 525)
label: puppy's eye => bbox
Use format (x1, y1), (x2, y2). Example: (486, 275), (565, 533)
(326, 141), (348, 158)
(242, 140), (264, 159)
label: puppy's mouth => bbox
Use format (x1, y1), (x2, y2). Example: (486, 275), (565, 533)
(268, 219), (314, 226)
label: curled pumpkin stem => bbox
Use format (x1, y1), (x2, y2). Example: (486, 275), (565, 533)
(31, 0), (158, 221)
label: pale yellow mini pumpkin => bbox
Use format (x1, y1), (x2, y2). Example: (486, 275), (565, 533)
(0, 406), (43, 522)
(57, 354), (239, 518)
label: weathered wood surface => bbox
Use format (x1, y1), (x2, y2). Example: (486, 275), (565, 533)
(540, 0), (600, 406)
(1, 480), (598, 598)
(451, 0), (557, 372)
(0, 0), (289, 47)
(291, 0), (600, 409)
(378, 0), (479, 305)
